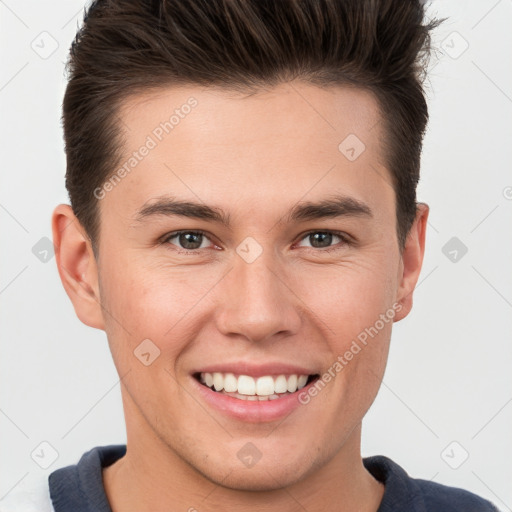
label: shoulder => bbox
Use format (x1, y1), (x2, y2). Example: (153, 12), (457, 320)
(364, 455), (499, 512)
(0, 472), (54, 512)
(0, 445), (126, 512)
(48, 444), (126, 511)
(413, 477), (500, 512)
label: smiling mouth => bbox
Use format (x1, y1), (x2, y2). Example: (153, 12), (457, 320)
(194, 372), (320, 401)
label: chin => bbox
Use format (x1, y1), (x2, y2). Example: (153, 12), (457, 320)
(185, 441), (320, 493)
(205, 463), (305, 492)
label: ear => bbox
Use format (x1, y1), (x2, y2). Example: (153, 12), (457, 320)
(393, 202), (429, 322)
(51, 204), (105, 330)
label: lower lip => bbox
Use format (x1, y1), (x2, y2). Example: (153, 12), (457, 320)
(191, 376), (316, 423)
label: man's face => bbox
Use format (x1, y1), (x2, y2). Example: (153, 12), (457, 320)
(86, 82), (415, 489)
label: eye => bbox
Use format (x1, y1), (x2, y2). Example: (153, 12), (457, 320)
(162, 230), (214, 251)
(160, 229), (352, 254)
(296, 230), (351, 251)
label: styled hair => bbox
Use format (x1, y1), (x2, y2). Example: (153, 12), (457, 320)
(63, 0), (439, 256)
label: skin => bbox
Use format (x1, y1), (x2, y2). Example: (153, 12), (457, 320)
(52, 81), (428, 512)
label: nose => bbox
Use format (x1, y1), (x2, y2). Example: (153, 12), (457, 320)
(214, 248), (302, 344)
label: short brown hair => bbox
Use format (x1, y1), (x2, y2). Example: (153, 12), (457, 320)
(63, 0), (439, 256)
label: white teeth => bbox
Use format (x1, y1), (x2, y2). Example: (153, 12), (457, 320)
(223, 373), (237, 392)
(274, 375), (288, 394)
(199, 372), (312, 397)
(256, 376), (274, 396)
(297, 375), (308, 389)
(213, 372), (224, 391)
(287, 374), (298, 393)
(238, 375), (256, 395)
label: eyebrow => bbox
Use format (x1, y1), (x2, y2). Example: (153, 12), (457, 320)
(133, 194), (373, 227)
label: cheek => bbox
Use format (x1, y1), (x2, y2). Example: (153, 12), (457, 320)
(327, 265), (396, 411)
(298, 259), (398, 344)
(98, 254), (224, 363)
(296, 256), (396, 408)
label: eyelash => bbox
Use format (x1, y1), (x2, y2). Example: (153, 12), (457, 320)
(160, 229), (353, 254)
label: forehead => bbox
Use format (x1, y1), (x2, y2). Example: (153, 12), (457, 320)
(101, 81), (394, 226)
(119, 82), (382, 157)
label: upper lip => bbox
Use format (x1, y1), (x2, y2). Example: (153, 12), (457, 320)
(192, 362), (319, 378)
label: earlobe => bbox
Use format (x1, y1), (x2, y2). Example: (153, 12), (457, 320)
(393, 203), (429, 323)
(51, 204), (105, 330)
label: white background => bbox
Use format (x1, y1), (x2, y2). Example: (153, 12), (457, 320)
(1, 0), (511, 509)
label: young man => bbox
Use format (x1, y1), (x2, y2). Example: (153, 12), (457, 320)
(1, 1), (499, 511)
